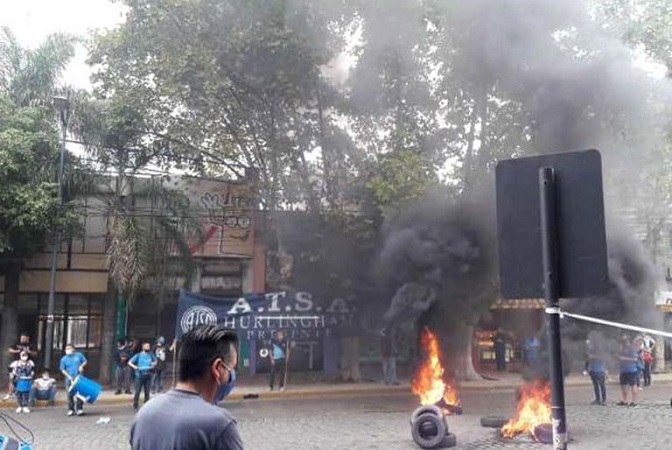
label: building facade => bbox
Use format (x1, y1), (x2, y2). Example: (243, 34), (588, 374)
(0, 175), (265, 380)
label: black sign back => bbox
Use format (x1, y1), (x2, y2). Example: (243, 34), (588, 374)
(495, 149), (609, 299)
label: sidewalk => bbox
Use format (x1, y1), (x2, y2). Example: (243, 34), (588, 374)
(3, 371), (672, 408)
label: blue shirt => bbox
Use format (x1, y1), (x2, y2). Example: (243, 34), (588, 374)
(272, 342), (286, 360)
(524, 337), (539, 360)
(588, 356), (606, 373)
(129, 351), (156, 375)
(620, 347), (638, 373)
(60, 352), (87, 378)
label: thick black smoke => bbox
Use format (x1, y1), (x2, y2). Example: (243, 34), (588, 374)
(375, 1), (670, 376)
(444, 0), (671, 167)
(560, 220), (661, 368)
(378, 192), (497, 357)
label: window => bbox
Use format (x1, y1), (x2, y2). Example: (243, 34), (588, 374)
(35, 294), (105, 351)
(37, 315), (103, 350)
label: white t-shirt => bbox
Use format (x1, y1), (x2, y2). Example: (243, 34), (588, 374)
(34, 377), (55, 390)
(10, 360), (34, 377)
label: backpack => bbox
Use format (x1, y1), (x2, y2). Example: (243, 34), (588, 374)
(642, 350), (653, 364)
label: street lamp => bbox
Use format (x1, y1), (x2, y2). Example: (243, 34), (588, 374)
(44, 95), (70, 369)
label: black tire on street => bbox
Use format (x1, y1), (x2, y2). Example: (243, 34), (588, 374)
(411, 414), (447, 450)
(533, 423), (553, 444)
(410, 405), (443, 423)
(439, 432), (457, 448)
(410, 405), (448, 432)
(480, 415), (509, 428)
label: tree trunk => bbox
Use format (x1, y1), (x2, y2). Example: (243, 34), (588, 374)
(462, 325), (481, 381)
(654, 342), (666, 373)
(462, 106), (478, 193)
(339, 336), (361, 382)
(0, 264), (21, 373)
(98, 285), (116, 385)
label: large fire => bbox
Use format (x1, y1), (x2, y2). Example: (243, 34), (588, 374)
(411, 328), (461, 410)
(501, 381), (551, 438)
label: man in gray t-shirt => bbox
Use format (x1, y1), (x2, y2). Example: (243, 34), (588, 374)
(130, 325), (244, 450)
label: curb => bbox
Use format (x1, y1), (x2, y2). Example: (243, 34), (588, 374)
(2, 378), (670, 409)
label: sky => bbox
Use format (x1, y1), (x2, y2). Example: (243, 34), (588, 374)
(1, 0), (126, 89)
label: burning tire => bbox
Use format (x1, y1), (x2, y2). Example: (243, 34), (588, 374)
(480, 415), (509, 429)
(411, 413), (447, 449)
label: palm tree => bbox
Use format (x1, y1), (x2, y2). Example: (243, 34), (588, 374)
(0, 27), (77, 107)
(69, 93), (202, 382)
(0, 27), (77, 372)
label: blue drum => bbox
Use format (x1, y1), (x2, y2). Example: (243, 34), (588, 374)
(15, 377), (32, 393)
(68, 375), (102, 404)
(0, 435), (33, 450)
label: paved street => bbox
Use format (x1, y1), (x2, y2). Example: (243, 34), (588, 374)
(2, 383), (671, 449)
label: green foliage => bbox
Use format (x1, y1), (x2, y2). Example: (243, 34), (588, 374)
(69, 93), (200, 298)
(0, 27), (77, 107)
(0, 97), (76, 258)
(366, 149), (439, 216)
(88, 0), (349, 211)
(593, 0), (672, 75)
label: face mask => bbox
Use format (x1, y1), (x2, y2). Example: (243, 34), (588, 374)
(42, 375), (49, 380)
(20, 356), (28, 361)
(213, 363), (236, 404)
(65, 349), (74, 355)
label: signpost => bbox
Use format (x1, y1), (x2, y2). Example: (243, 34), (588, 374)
(496, 149), (609, 450)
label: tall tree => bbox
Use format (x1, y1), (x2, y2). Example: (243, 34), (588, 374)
(0, 28), (77, 371)
(70, 93), (201, 382)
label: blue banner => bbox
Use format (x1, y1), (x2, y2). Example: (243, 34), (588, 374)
(175, 289), (363, 340)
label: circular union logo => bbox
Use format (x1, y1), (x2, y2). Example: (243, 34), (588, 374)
(180, 306), (218, 333)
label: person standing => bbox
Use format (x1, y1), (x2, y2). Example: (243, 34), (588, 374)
(637, 333), (656, 387)
(380, 329), (399, 385)
(12, 351), (34, 414)
(129, 324), (244, 450)
(617, 336), (639, 407)
(152, 337), (167, 394)
(129, 341), (157, 410)
(268, 330), (288, 392)
(115, 339), (132, 395)
(492, 329), (507, 372)
(523, 335), (540, 367)
(59, 343), (88, 416)
(587, 341), (607, 405)
(4, 334), (36, 401)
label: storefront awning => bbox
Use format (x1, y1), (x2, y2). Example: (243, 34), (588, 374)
(490, 298), (544, 310)
(656, 291), (672, 312)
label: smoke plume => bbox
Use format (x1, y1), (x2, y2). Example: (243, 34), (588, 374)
(378, 192), (497, 357)
(374, 0), (670, 373)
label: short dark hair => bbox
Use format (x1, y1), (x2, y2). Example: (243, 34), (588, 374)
(65, 343), (74, 348)
(178, 324), (238, 382)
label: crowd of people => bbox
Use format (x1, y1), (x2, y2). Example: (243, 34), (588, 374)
(3, 333), (173, 415)
(0, 326), (244, 448)
(584, 332), (657, 407)
(113, 336), (175, 411)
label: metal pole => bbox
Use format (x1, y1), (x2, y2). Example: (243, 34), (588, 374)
(539, 167), (568, 450)
(44, 109), (68, 369)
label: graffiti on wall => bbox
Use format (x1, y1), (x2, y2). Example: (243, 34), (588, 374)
(182, 179), (256, 257)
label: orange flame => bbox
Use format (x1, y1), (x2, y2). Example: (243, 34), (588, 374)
(501, 381), (551, 438)
(411, 328), (461, 409)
